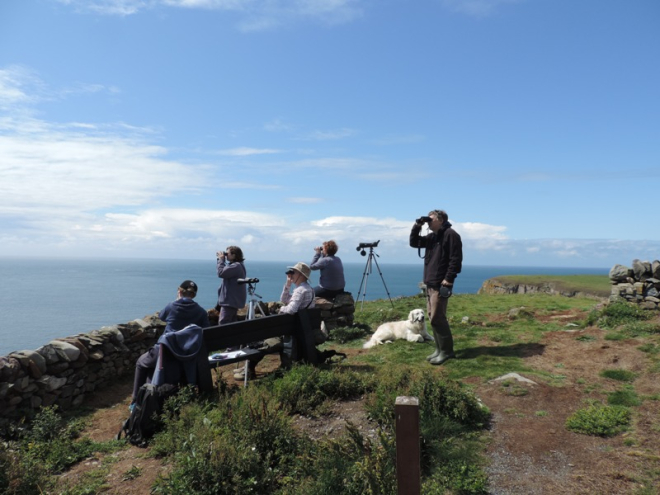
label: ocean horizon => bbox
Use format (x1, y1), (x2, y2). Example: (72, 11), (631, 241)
(0, 257), (608, 356)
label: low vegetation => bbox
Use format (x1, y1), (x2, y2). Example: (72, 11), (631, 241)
(1, 286), (659, 494)
(489, 274), (611, 297)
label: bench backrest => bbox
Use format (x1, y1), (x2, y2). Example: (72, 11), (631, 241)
(195, 308), (322, 392)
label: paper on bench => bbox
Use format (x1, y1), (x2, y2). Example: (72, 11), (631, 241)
(209, 349), (254, 361)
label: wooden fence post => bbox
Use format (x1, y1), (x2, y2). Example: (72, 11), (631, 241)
(395, 396), (421, 495)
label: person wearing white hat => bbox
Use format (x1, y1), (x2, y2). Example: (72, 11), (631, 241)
(233, 262), (315, 381)
(279, 262), (315, 314)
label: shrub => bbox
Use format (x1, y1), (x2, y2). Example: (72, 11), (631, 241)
(600, 369), (637, 382)
(267, 365), (373, 417)
(365, 367), (490, 430)
(565, 403), (631, 437)
(586, 300), (651, 329)
(607, 387), (642, 407)
(297, 426), (397, 495)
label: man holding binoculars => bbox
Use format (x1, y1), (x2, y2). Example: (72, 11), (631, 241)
(410, 210), (463, 365)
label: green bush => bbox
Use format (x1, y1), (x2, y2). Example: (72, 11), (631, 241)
(266, 365), (373, 417)
(607, 387), (642, 407)
(152, 389), (312, 494)
(586, 300), (651, 329)
(366, 367), (490, 430)
(297, 426), (397, 495)
(600, 369), (637, 382)
(565, 403), (631, 437)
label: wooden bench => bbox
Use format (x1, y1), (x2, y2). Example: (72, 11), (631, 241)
(195, 308), (322, 392)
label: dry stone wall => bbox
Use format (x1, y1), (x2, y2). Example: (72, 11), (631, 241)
(0, 293), (357, 427)
(0, 315), (164, 429)
(609, 259), (660, 310)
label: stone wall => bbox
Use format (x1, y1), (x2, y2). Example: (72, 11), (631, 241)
(0, 315), (164, 428)
(609, 259), (660, 310)
(0, 293), (356, 427)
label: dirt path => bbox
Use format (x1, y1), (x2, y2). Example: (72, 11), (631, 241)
(55, 322), (660, 494)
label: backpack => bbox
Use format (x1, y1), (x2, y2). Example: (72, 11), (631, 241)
(116, 383), (178, 447)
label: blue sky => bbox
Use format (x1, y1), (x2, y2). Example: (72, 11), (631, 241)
(1, 0), (658, 268)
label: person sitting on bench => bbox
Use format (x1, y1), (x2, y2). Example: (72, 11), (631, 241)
(234, 262), (315, 381)
(130, 280), (209, 410)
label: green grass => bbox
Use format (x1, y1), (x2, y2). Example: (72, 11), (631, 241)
(3, 289), (658, 494)
(488, 275), (611, 297)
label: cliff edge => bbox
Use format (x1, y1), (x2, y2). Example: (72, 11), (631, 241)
(478, 275), (610, 300)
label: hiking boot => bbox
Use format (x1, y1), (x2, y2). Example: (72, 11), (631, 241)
(233, 368), (256, 381)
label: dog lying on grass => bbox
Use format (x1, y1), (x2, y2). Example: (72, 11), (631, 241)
(363, 309), (432, 349)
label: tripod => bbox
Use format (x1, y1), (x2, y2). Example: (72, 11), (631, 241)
(356, 246), (394, 310)
(237, 278), (265, 387)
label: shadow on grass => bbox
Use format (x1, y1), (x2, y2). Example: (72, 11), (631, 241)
(459, 342), (545, 359)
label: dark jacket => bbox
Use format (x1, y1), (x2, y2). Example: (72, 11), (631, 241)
(410, 221), (463, 287)
(152, 324), (204, 388)
(159, 298), (210, 334)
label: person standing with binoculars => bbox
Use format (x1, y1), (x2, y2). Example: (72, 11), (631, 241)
(216, 246), (247, 325)
(410, 210), (463, 365)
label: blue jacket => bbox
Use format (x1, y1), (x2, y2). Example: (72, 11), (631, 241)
(159, 298), (209, 334)
(152, 324), (204, 387)
(310, 254), (345, 291)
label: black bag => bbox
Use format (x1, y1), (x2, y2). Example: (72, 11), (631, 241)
(116, 383), (178, 447)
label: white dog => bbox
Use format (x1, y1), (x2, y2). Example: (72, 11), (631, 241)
(363, 309), (432, 349)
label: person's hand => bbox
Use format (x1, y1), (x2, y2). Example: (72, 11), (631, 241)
(217, 251), (225, 261)
(314, 246), (322, 254)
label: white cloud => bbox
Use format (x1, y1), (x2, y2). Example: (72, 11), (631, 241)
(440, 0), (525, 17)
(56, 0), (364, 29)
(304, 128), (357, 141)
(287, 197), (324, 204)
(217, 147), (282, 156)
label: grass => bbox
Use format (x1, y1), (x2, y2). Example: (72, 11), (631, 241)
(2, 288), (658, 494)
(487, 274), (611, 297)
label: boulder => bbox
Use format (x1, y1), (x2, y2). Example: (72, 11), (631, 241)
(632, 259), (652, 281)
(609, 264), (631, 283)
(653, 260), (660, 279)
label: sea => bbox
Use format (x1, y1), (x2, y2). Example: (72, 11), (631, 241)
(0, 258), (608, 356)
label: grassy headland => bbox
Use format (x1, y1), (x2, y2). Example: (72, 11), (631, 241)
(3, 276), (659, 494)
(480, 274), (611, 298)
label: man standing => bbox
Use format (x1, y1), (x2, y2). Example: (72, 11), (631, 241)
(410, 210), (463, 365)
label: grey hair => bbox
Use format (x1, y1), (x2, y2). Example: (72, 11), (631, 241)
(429, 209), (448, 222)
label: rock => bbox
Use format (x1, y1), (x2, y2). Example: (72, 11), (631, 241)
(609, 264), (631, 283)
(37, 375), (68, 392)
(632, 259), (652, 281)
(652, 260), (660, 279)
(49, 340), (81, 362)
(489, 373), (538, 385)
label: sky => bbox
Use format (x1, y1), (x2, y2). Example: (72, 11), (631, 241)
(0, 0), (658, 269)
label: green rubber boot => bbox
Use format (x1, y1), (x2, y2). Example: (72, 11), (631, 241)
(429, 336), (456, 366)
(426, 331), (441, 361)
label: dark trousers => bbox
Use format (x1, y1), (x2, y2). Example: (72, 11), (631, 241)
(313, 286), (343, 299)
(132, 345), (159, 401)
(219, 306), (239, 325)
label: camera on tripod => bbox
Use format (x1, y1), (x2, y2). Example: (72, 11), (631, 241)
(237, 278), (259, 286)
(356, 240), (380, 256)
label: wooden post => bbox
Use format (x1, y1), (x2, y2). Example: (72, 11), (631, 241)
(395, 396), (421, 495)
